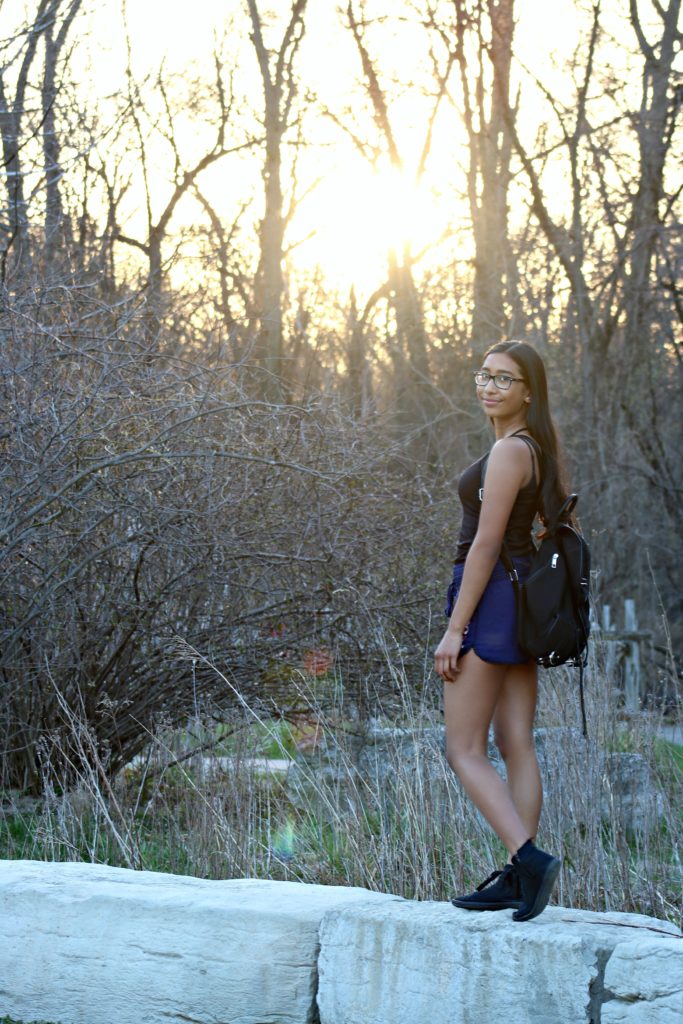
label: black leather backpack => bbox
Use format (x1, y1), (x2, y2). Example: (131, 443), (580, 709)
(481, 451), (591, 734)
(509, 496), (591, 668)
(502, 496), (591, 734)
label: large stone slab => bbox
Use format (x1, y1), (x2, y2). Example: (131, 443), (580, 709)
(0, 859), (396, 1024)
(602, 936), (683, 1023)
(317, 901), (681, 1024)
(3, 859), (680, 1024)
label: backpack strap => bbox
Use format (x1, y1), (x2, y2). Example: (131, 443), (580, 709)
(553, 520), (590, 738)
(546, 492), (578, 531)
(479, 432), (540, 493)
(509, 428), (541, 451)
(509, 430), (541, 490)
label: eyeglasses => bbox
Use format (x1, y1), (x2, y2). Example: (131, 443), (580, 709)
(473, 370), (525, 390)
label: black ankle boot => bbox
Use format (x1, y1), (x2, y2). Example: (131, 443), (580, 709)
(451, 863), (522, 912)
(511, 840), (561, 922)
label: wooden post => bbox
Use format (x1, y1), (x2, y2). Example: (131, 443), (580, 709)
(623, 599), (641, 713)
(602, 605), (616, 678)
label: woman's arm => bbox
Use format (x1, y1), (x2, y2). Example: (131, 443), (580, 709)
(434, 437), (532, 682)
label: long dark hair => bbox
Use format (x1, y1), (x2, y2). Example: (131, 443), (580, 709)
(484, 340), (570, 523)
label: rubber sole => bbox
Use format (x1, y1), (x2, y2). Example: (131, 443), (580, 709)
(451, 897), (522, 911)
(512, 857), (561, 922)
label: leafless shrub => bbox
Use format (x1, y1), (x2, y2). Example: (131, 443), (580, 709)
(0, 285), (453, 793)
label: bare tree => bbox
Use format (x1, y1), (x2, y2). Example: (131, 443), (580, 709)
(0, 0), (85, 277)
(340, 2), (455, 426)
(41, 0), (82, 263)
(0, 287), (446, 792)
(625, 0), (682, 356)
(479, 0), (683, 616)
(493, 4), (606, 428)
(246, 0), (309, 392)
(112, 46), (243, 349)
(0, 0), (53, 274)
(346, 287), (375, 419)
(426, 0), (518, 355)
(193, 187), (254, 362)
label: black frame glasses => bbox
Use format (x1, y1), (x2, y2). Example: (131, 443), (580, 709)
(473, 370), (525, 391)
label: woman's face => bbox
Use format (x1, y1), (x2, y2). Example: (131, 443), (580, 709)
(476, 352), (531, 419)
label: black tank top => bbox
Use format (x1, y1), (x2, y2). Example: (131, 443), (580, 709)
(454, 432), (540, 564)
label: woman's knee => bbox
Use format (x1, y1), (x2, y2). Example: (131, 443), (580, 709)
(445, 738), (485, 774)
(445, 743), (462, 773)
(493, 727), (535, 763)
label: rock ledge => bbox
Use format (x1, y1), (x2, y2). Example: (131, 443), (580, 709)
(1, 859), (681, 1024)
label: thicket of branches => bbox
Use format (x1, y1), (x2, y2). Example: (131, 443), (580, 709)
(0, 0), (681, 793)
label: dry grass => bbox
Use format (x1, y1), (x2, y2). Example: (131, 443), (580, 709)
(1, 629), (681, 928)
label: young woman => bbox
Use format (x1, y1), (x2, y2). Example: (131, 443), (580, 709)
(434, 340), (568, 922)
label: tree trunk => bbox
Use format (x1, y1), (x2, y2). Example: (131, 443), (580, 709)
(346, 289), (373, 419)
(42, 1), (83, 264)
(389, 248), (434, 424)
(453, 0), (516, 357)
(247, 0), (308, 396)
(42, 26), (65, 264)
(0, 81), (30, 273)
(473, 0), (515, 353)
(623, 0), (681, 364)
(618, 0), (682, 528)
(254, 117), (285, 382)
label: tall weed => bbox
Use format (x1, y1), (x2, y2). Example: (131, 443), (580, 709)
(1, 627), (681, 926)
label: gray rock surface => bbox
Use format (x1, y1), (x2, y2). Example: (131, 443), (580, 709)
(317, 902), (681, 1024)
(601, 751), (665, 832)
(0, 859), (395, 1024)
(2, 859), (680, 1024)
(602, 936), (683, 1023)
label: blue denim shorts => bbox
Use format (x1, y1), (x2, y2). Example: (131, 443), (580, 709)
(444, 557), (532, 665)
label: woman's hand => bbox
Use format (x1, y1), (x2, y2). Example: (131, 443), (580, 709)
(434, 629), (464, 683)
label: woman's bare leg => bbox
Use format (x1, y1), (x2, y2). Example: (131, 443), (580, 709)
(492, 662), (542, 841)
(443, 649), (530, 857)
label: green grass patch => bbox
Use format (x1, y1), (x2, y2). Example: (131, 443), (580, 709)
(655, 737), (683, 774)
(1, 1018), (62, 1024)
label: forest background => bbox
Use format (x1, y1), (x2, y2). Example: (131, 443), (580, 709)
(0, 0), (681, 802)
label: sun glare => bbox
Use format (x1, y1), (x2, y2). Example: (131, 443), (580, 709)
(294, 163), (445, 295)
(11, 0), (616, 302)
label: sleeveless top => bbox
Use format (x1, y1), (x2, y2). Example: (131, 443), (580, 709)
(454, 432), (540, 564)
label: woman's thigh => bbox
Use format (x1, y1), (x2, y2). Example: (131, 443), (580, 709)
(443, 648), (507, 755)
(492, 661), (538, 752)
